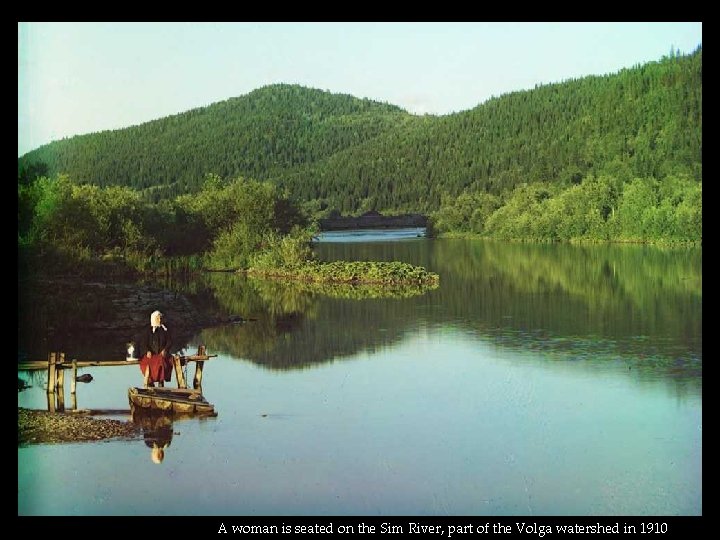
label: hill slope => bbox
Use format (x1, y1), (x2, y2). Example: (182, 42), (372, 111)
(19, 48), (701, 213)
(19, 84), (410, 200)
(271, 48), (701, 212)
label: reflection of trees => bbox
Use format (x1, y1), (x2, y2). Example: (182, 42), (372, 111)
(199, 239), (700, 384)
(197, 274), (433, 369)
(427, 239), (701, 351)
(201, 273), (318, 319)
(17, 276), (200, 362)
(17, 269), (435, 365)
(314, 239), (701, 393)
(434, 239), (701, 306)
(21, 238), (701, 396)
(317, 239), (701, 347)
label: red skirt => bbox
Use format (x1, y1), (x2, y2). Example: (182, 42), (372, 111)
(139, 354), (173, 384)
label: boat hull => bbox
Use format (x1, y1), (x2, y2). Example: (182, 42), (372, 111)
(128, 387), (216, 415)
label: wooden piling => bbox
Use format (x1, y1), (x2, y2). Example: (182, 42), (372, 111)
(56, 353), (65, 390)
(55, 353), (65, 411)
(46, 391), (56, 413)
(25, 351), (216, 414)
(173, 355), (187, 389)
(193, 361), (204, 390)
(70, 360), (77, 394)
(193, 345), (206, 389)
(46, 352), (56, 394)
(56, 387), (65, 412)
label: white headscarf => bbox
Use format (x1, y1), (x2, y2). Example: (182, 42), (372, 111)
(150, 310), (167, 333)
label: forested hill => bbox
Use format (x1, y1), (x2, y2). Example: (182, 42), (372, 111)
(276, 48), (701, 213)
(19, 48), (701, 213)
(18, 84), (410, 199)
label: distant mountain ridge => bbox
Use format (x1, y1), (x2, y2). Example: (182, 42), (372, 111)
(19, 47), (701, 213)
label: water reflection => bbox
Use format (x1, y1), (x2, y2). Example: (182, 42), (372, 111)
(202, 240), (700, 363)
(17, 233), (702, 516)
(133, 410), (173, 464)
(126, 409), (220, 466)
(17, 276), (204, 365)
(19, 237), (701, 395)
(317, 227), (426, 243)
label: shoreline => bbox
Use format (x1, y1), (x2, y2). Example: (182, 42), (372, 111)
(434, 232), (702, 247)
(18, 407), (140, 446)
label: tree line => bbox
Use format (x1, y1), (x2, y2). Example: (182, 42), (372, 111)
(18, 47), (701, 243)
(18, 173), (308, 276)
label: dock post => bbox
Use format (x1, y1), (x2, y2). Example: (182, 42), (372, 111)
(56, 386), (65, 412)
(70, 358), (78, 410)
(192, 345), (205, 389)
(173, 355), (187, 389)
(55, 353), (65, 411)
(46, 352), (56, 394)
(56, 352), (65, 391)
(46, 391), (55, 413)
(193, 361), (204, 390)
(70, 360), (77, 395)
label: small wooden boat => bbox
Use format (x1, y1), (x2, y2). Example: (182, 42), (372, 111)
(128, 386), (216, 416)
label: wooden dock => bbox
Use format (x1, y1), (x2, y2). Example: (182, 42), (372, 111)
(18, 348), (217, 414)
(17, 354), (215, 371)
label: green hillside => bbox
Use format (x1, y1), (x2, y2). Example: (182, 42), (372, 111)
(19, 48), (701, 242)
(19, 84), (409, 201)
(272, 48), (701, 213)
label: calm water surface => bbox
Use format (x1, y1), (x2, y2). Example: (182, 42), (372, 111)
(18, 230), (701, 515)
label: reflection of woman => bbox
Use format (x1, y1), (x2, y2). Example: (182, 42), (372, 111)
(135, 412), (173, 464)
(139, 310), (173, 387)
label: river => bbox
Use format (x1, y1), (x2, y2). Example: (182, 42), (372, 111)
(18, 229), (702, 515)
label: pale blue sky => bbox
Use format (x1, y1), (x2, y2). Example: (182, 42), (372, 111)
(18, 22), (702, 157)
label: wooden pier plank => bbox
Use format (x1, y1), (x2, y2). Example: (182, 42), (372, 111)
(19, 355), (216, 371)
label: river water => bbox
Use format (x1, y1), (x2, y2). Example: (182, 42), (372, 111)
(18, 230), (701, 515)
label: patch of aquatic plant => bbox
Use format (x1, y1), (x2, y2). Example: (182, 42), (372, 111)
(247, 260), (439, 286)
(247, 275), (438, 300)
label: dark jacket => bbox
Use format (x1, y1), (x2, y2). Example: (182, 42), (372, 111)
(141, 326), (172, 356)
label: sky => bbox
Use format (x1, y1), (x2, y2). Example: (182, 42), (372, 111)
(18, 22), (702, 157)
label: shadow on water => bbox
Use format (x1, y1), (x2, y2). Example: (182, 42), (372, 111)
(17, 274), (213, 363)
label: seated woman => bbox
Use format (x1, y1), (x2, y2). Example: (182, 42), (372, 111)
(139, 310), (173, 387)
